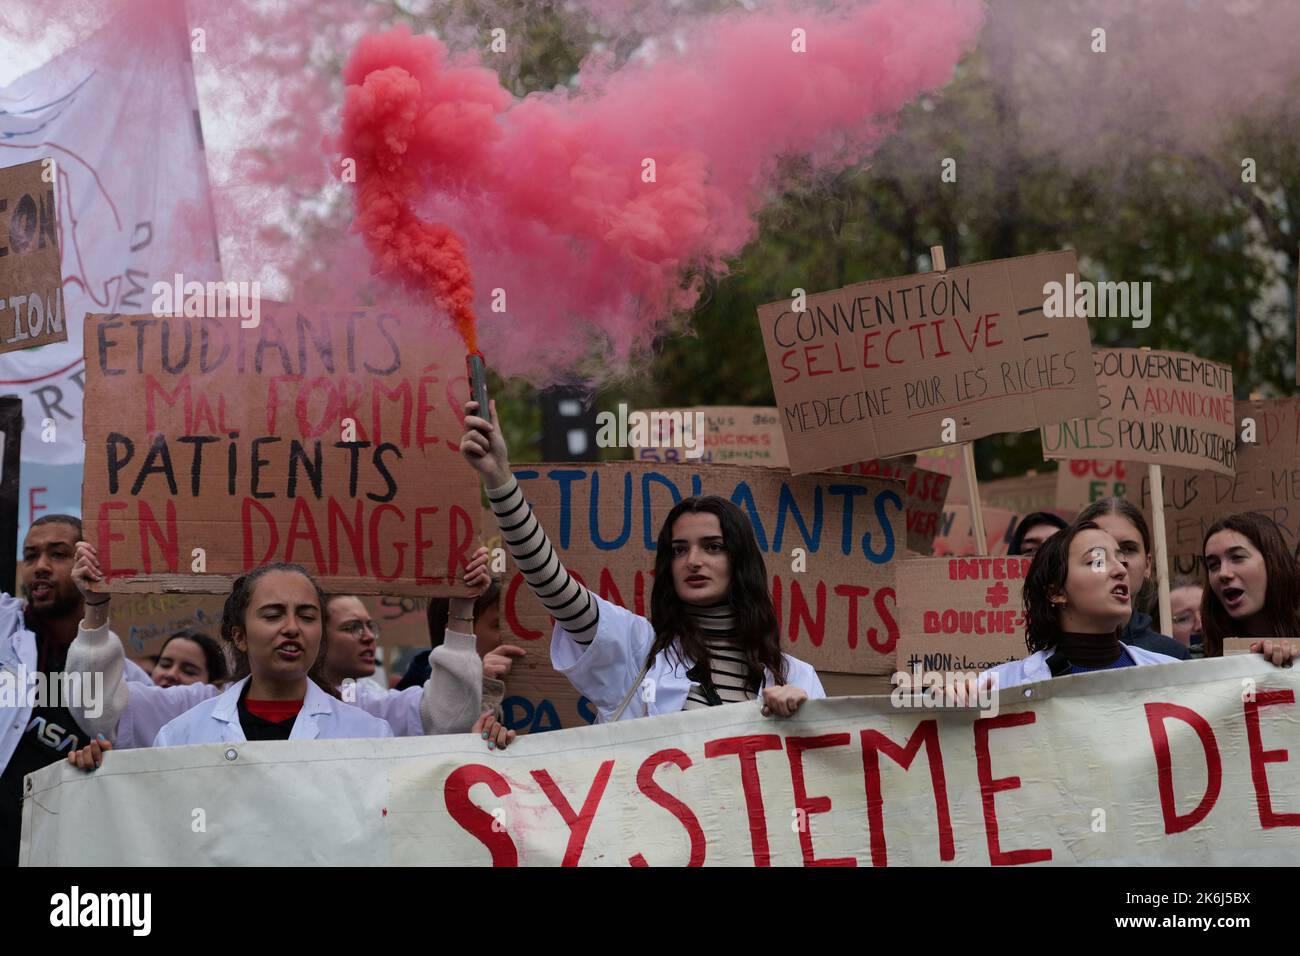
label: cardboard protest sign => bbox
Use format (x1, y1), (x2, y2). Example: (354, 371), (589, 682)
(81, 306), (482, 595)
(837, 457), (951, 554)
(633, 406), (788, 467)
(896, 555), (1031, 674)
(500, 462), (904, 733)
(979, 471), (1060, 517)
(636, 411), (949, 555)
(931, 505), (1016, 557)
(914, 444), (967, 504)
(0, 159), (67, 354)
(1128, 398), (1300, 576)
(27, 658), (1300, 866)
(1221, 638), (1257, 657)
(1041, 348), (1235, 476)
(1055, 458), (1134, 513)
(110, 592), (227, 665)
(757, 250), (1100, 474)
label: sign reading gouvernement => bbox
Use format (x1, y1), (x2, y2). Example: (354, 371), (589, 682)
(1041, 348), (1235, 476)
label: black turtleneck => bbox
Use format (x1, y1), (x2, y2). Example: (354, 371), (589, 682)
(1055, 631), (1123, 669)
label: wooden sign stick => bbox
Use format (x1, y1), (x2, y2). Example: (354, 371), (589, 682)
(1136, 347), (1173, 636)
(931, 244), (989, 554)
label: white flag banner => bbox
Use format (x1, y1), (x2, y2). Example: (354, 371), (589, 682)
(0, 6), (219, 536)
(21, 657), (1300, 866)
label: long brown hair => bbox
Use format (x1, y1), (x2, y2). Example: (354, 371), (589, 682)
(1200, 513), (1300, 657)
(220, 563), (339, 698)
(648, 496), (787, 693)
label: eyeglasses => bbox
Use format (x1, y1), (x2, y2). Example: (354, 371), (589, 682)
(1172, 612), (1197, 626)
(338, 620), (380, 639)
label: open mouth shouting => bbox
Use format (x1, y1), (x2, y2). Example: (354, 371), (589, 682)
(275, 640), (305, 662)
(1220, 585), (1246, 611)
(1110, 583), (1130, 604)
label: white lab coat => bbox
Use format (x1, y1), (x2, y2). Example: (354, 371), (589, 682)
(551, 592), (825, 722)
(153, 676), (393, 746)
(980, 643), (1181, 692)
(0, 593), (139, 769)
(66, 621), (483, 747)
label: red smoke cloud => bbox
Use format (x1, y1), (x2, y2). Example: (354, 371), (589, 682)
(339, 0), (985, 374)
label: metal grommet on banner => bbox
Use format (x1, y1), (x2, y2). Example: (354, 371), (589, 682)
(1022, 688), (1035, 699)
(224, 748), (238, 762)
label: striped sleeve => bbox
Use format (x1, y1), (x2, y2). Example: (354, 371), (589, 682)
(486, 475), (599, 640)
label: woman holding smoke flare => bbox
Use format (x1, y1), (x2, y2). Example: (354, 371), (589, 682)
(458, 399), (824, 731)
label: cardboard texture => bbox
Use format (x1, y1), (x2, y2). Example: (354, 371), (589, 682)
(0, 158), (67, 354)
(500, 461), (905, 731)
(932, 505), (1016, 556)
(980, 471), (1060, 517)
(633, 405), (788, 467)
(757, 250), (1100, 474)
(837, 456), (951, 554)
(1220, 638), (1257, 657)
(81, 306), (482, 595)
(1055, 458), (1135, 512)
(1042, 348), (1236, 476)
(1127, 398), (1300, 576)
(896, 555), (1032, 674)
(634, 408), (950, 555)
(914, 444), (967, 504)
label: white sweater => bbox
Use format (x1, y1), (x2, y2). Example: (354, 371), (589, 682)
(65, 619), (485, 746)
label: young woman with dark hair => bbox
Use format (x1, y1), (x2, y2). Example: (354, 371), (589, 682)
(150, 630), (228, 687)
(1075, 497), (1190, 660)
(64, 543), (494, 765)
(973, 521), (1183, 691)
(460, 399), (824, 730)
(67, 554), (391, 760)
(1200, 513), (1299, 665)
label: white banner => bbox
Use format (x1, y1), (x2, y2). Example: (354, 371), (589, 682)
(0, 5), (220, 538)
(21, 657), (1300, 866)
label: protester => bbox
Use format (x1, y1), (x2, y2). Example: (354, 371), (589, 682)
(63, 543), (491, 751)
(396, 578), (524, 748)
(459, 399), (824, 723)
(1200, 513), (1300, 664)
(1008, 511), (1068, 557)
(1168, 575), (1204, 657)
(970, 521), (1182, 692)
(0, 515), (153, 865)
(1075, 498), (1190, 659)
(398, 578), (524, 691)
(319, 553), (512, 745)
(151, 630), (228, 687)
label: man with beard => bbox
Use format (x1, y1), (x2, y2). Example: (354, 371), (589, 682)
(0, 515), (149, 865)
